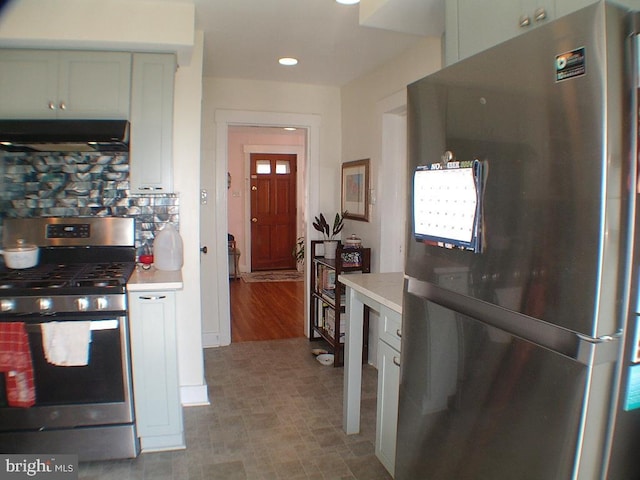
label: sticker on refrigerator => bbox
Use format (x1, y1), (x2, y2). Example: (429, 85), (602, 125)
(413, 159), (483, 253)
(556, 47), (585, 82)
(624, 364), (640, 411)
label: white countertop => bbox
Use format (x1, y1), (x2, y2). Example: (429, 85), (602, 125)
(127, 265), (183, 291)
(338, 272), (404, 314)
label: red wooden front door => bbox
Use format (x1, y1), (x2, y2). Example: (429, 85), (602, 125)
(250, 153), (297, 271)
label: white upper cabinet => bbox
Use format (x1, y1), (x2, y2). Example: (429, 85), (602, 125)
(0, 50), (131, 119)
(445, 0), (595, 65)
(129, 53), (175, 193)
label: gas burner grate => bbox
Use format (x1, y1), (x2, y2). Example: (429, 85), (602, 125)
(0, 262), (135, 290)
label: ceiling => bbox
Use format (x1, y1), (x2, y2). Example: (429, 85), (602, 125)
(187, 0), (444, 86)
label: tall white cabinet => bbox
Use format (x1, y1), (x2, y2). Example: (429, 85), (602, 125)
(129, 53), (175, 193)
(128, 277), (184, 452)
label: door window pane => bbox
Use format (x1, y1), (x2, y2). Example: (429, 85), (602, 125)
(276, 160), (290, 174)
(256, 160), (271, 174)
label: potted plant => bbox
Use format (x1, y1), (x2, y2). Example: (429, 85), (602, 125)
(292, 236), (305, 272)
(313, 212), (345, 259)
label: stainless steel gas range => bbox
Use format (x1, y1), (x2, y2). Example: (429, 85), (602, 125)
(0, 217), (139, 461)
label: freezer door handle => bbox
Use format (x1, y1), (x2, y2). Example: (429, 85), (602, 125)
(406, 277), (583, 361)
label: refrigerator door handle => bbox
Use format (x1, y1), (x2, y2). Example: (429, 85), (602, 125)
(576, 331), (622, 365)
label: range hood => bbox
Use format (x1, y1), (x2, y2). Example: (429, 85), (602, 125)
(0, 119), (130, 152)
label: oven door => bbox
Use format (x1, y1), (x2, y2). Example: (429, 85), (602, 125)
(0, 313), (134, 432)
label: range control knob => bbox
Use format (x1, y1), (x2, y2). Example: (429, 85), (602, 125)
(95, 297), (109, 310)
(0, 299), (15, 312)
(38, 298), (53, 311)
(76, 297), (89, 311)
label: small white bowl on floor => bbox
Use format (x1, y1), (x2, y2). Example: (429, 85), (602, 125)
(316, 354), (334, 366)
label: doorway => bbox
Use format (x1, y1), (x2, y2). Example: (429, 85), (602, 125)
(249, 153), (297, 271)
(201, 110), (320, 348)
(223, 124), (310, 345)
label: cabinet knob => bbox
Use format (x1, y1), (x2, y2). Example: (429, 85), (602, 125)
(519, 15), (531, 27)
(396, 329), (402, 338)
(48, 101), (56, 110)
(392, 356), (401, 367)
(200, 246), (208, 254)
(251, 185), (257, 191)
(534, 8), (546, 22)
(252, 217), (258, 223)
(58, 101), (66, 110)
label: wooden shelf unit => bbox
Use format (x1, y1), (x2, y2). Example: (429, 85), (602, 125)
(309, 240), (370, 366)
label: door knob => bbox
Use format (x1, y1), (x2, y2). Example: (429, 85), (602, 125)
(200, 246), (208, 254)
(252, 217), (258, 223)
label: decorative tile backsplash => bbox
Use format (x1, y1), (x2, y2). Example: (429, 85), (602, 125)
(0, 151), (179, 254)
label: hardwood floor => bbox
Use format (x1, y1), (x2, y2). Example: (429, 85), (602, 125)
(229, 278), (305, 342)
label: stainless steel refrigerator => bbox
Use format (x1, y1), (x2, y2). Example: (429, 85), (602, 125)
(399, 2), (640, 479)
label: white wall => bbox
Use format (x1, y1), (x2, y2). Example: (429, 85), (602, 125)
(340, 36), (442, 364)
(199, 41), (445, 351)
(340, 37), (442, 273)
(199, 78), (341, 347)
(173, 31), (207, 405)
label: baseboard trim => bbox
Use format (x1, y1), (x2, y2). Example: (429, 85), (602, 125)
(202, 332), (220, 348)
(180, 384), (210, 406)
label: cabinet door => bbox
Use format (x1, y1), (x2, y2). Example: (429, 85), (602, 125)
(556, 0), (594, 17)
(57, 51), (131, 119)
(129, 53), (175, 193)
(0, 50), (58, 118)
(376, 339), (401, 476)
(521, 0), (555, 27)
(129, 291), (183, 444)
(449, 0), (556, 65)
(456, 0), (522, 61)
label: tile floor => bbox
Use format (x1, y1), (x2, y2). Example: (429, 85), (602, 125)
(78, 338), (392, 480)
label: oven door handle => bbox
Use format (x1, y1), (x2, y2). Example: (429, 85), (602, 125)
(24, 319), (119, 333)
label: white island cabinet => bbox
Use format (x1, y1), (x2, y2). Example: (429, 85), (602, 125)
(339, 272), (404, 478)
(127, 267), (184, 452)
(376, 304), (402, 476)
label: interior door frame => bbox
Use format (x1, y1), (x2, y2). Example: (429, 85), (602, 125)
(243, 145), (305, 272)
(213, 110), (321, 347)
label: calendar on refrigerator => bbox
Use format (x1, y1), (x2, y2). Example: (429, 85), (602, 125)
(413, 159), (483, 252)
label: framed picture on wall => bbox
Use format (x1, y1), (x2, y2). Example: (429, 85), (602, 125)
(341, 159), (370, 222)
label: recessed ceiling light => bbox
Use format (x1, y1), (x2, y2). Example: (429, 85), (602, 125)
(278, 57), (298, 66)
(336, 0), (359, 4)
